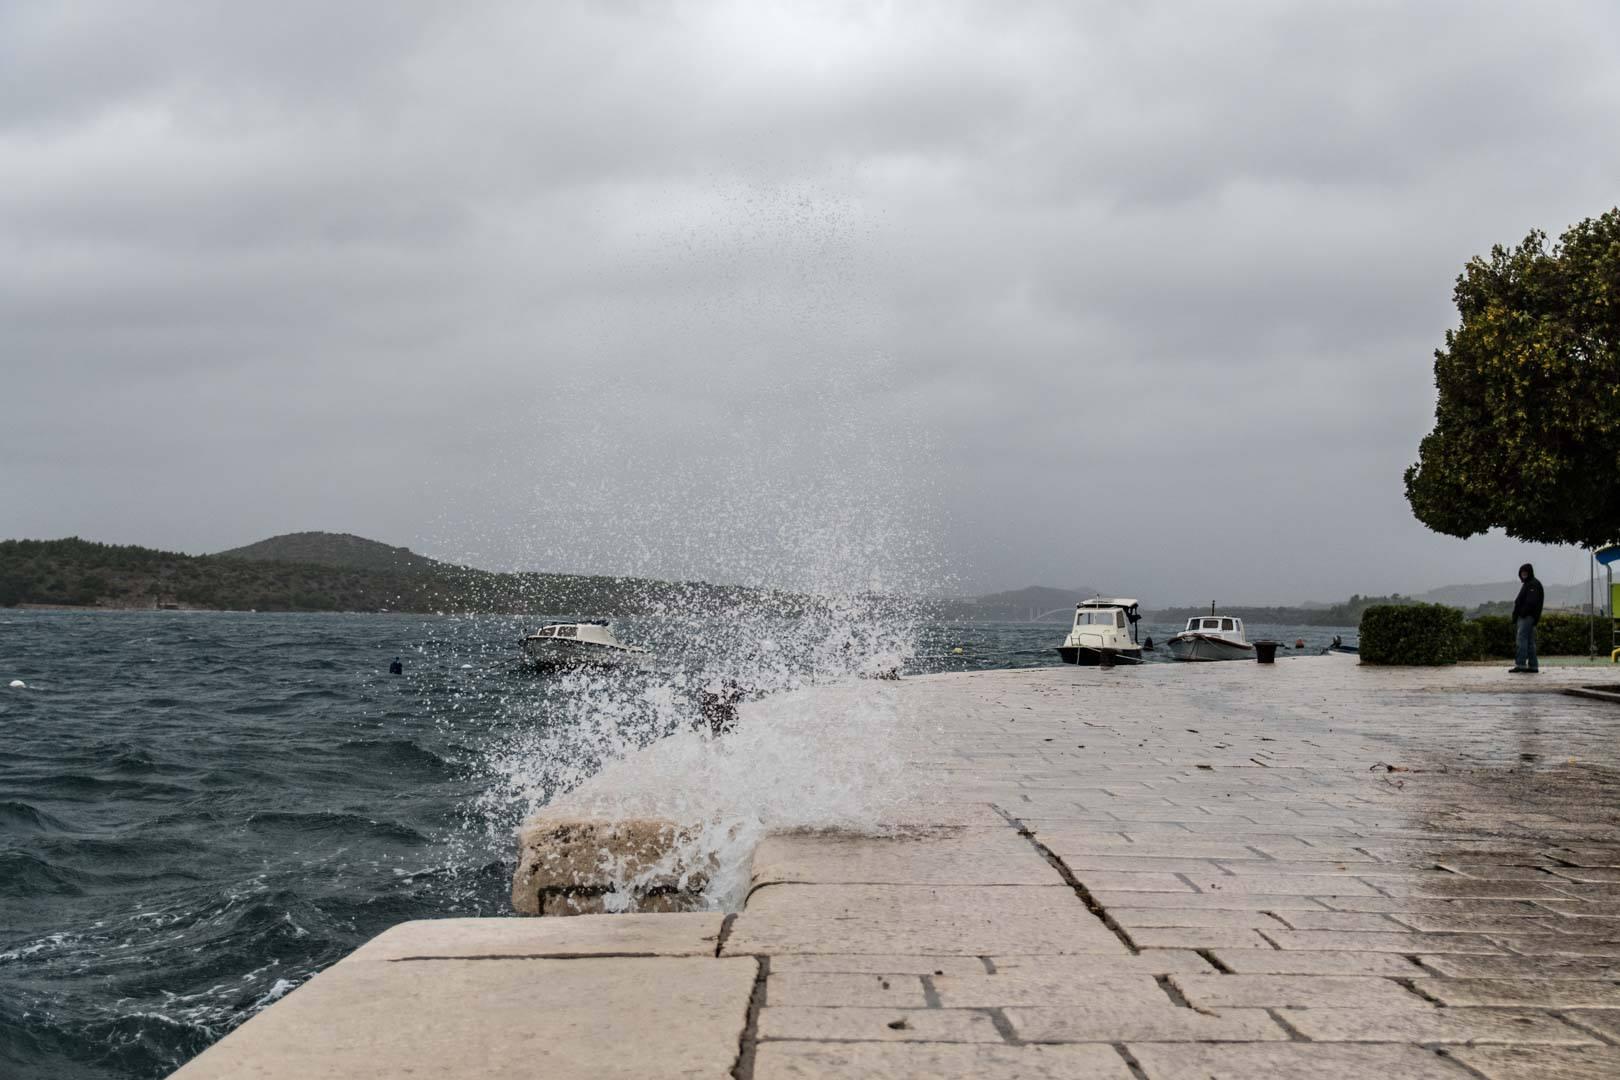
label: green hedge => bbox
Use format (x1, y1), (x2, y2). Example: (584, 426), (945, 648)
(1359, 603), (1470, 665)
(1469, 613), (1600, 658)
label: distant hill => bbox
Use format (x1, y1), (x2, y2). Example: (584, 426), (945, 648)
(0, 535), (812, 616)
(11, 534), (1601, 622)
(217, 531), (437, 574)
(1413, 579), (1592, 611)
(1148, 598), (1383, 627)
(1147, 579), (1598, 628)
(937, 585), (1100, 623)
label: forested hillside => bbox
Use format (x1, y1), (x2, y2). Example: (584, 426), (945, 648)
(0, 535), (806, 615)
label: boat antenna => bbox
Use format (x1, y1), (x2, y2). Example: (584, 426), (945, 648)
(1210, 601), (1216, 616)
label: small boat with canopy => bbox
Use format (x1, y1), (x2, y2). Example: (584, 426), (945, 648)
(1167, 607), (1255, 662)
(520, 622), (650, 670)
(1057, 598), (1144, 666)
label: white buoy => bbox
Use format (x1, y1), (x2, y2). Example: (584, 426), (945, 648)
(8, 679), (25, 689)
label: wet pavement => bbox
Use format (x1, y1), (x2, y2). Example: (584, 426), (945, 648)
(730, 657), (1620, 1078)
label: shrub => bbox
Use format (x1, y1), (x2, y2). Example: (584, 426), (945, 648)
(1359, 603), (1470, 665)
(1541, 612), (1601, 655)
(1472, 612), (1601, 657)
(1470, 615), (1514, 658)
(1455, 617), (1485, 661)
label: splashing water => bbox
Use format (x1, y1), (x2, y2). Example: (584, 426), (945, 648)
(472, 593), (930, 910)
(452, 359), (944, 910)
(409, 181), (950, 910)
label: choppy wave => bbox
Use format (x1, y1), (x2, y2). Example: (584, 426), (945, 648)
(0, 800), (73, 832)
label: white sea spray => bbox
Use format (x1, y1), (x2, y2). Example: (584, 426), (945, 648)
(425, 181), (949, 911)
(455, 364), (942, 909)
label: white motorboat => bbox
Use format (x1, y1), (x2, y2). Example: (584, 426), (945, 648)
(520, 621), (650, 670)
(1057, 598), (1145, 666)
(1167, 613), (1255, 662)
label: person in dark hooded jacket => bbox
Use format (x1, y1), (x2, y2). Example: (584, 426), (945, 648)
(1509, 563), (1543, 673)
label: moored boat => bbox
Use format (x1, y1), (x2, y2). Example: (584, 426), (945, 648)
(1167, 612), (1255, 662)
(520, 621), (650, 670)
(1057, 598), (1145, 665)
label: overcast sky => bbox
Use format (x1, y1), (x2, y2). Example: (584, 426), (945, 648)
(5, 1), (1618, 603)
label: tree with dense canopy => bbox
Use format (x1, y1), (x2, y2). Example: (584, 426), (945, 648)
(1406, 209), (1620, 548)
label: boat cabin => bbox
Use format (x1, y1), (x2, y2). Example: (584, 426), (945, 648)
(1074, 598), (1139, 624)
(1070, 599), (1142, 641)
(520, 621), (650, 670)
(522, 621), (639, 650)
(1183, 616), (1245, 640)
(1058, 597), (1144, 664)
(528, 622), (599, 639)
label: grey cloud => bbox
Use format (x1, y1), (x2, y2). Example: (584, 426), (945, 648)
(4, 0), (1618, 604)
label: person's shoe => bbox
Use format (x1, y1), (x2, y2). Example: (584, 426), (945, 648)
(1507, 667), (1527, 673)
(1526, 668), (1539, 674)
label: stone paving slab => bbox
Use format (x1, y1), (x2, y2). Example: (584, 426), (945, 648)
(1322, 896), (1554, 914)
(1207, 948), (1429, 975)
(723, 910), (1131, 956)
(766, 972), (931, 1008)
(752, 1041), (1137, 1078)
(1422, 978), (1620, 1007)
(1005, 1004), (1288, 1042)
(1419, 954), (1620, 979)
(1449, 1045), (1620, 1078)
(765, 950), (1217, 975)
(766, 954), (992, 976)
(1261, 928), (1511, 952)
(744, 882), (1084, 918)
(930, 970), (1164, 1008)
(758, 1006), (1004, 1043)
(1088, 889), (1333, 910)
(1564, 1010), (1620, 1040)
(748, 830), (1059, 888)
(1128, 926), (1278, 949)
(1109, 906), (1289, 928)
(1281, 1006), (1597, 1044)
(1127, 1042), (1468, 1078)
(1170, 972), (1426, 1009)
(1274, 910), (1413, 930)
(347, 913), (726, 960)
(170, 953), (754, 1080)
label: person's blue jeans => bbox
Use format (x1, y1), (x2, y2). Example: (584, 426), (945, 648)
(1515, 616), (1539, 672)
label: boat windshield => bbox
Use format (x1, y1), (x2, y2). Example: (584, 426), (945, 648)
(1187, 618), (1238, 632)
(1076, 610), (1121, 626)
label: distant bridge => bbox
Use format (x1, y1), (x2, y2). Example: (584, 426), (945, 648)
(1029, 607), (1075, 622)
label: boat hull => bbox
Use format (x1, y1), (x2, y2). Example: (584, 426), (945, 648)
(1057, 646), (1144, 666)
(1166, 634), (1255, 662)
(522, 639), (646, 671)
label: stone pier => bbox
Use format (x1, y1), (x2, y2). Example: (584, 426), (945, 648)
(173, 658), (1620, 1079)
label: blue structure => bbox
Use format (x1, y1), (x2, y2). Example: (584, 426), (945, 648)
(1597, 546), (1620, 661)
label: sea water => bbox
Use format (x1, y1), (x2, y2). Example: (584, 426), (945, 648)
(0, 610), (1352, 1078)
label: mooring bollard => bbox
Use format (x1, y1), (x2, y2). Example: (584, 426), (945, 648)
(1255, 641), (1278, 664)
